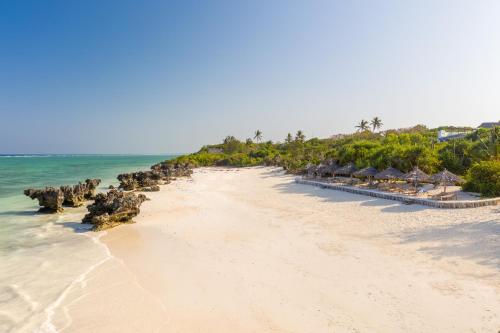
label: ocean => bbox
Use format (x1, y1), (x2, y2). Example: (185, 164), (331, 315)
(0, 154), (175, 332)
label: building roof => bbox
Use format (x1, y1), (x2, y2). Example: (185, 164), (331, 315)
(478, 121), (500, 128)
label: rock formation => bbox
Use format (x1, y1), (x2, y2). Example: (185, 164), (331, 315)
(151, 161), (193, 178)
(82, 189), (148, 231)
(141, 185), (160, 192)
(24, 187), (65, 213)
(84, 179), (101, 199)
(25, 178), (101, 211)
(60, 178), (101, 207)
(117, 171), (163, 191)
(60, 183), (87, 207)
(117, 162), (193, 191)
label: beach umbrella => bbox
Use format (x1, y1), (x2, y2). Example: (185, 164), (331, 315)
(353, 166), (378, 178)
(403, 166), (431, 188)
(316, 160), (339, 178)
(374, 167), (405, 181)
(325, 161), (340, 177)
(315, 163), (327, 177)
(430, 169), (464, 192)
(335, 163), (358, 176)
(353, 166), (378, 184)
(305, 163), (317, 177)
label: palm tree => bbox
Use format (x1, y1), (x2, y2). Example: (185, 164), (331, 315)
(223, 135), (237, 144)
(295, 130), (305, 142)
(355, 120), (369, 132)
(370, 117), (383, 132)
(285, 133), (293, 144)
(254, 130), (263, 142)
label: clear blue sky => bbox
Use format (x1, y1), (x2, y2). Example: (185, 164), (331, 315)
(1, 0), (499, 154)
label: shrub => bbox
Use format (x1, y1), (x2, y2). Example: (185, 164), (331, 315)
(463, 160), (500, 197)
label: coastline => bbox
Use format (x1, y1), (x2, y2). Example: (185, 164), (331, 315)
(55, 167), (499, 332)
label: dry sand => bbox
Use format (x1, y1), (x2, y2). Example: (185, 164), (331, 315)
(57, 167), (499, 332)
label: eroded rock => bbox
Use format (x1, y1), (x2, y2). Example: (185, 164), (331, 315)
(60, 183), (87, 207)
(117, 171), (163, 191)
(82, 189), (148, 231)
(150, 161), (193, 178)
(141, 185), (160, 192)
(84, 179), (101, 199)
(59, 178), (101, 207)
(24, 187), (64, 213)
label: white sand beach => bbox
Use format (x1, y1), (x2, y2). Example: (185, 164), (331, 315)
(55, 167), (499, 332)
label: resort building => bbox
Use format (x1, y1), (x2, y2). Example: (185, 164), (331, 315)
(437, 129), (471, 142)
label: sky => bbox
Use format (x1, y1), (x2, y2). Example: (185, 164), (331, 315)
(1, 0), (499, 154)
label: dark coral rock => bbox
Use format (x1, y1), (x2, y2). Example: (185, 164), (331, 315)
(141, 185), (160, 192)
(84, 179), (101, 199)
(117, 171), (163, 191)
(150, 161), (193, 179)
(82, 189), (148, 231)
(60, 183), (87, 207)
(58, 178), (101, 207)
(24, 187), (65, 213)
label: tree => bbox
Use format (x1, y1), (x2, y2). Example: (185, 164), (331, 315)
(355, 120), (370, 132)
(370, 117), (383, 132)
(285, 133), (293, 144)
(245, 138), (253, 145)
(254, 130), (263, 142)
(295, 130), (305, 142)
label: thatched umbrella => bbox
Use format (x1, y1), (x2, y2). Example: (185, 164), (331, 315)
(353, 166), (378, 178)
(305, 163), (317, 177)
(430, 169), (464, 192)
(353, 166), (378, 184)
(374, 167), (404, 181)
(317, 160), (339, 178)
(403, 166), (431, 189)
(335, 163), (358, 177)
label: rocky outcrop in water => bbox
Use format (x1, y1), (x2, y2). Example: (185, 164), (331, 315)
(83, 179), (101, 199)
(82, 189), (148, 231)
(150, 161), (193, 178)
(24, 187), (65, 213)
(59, 179), (101, 207)
(117, 171), (164, 191)
(60, 183), (87, 207)
(117, 162), (192, 191)
(24, 178), (101, 211)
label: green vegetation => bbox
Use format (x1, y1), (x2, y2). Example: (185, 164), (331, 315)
(171, 123), (499, 197)
(463, 160), (500, 197)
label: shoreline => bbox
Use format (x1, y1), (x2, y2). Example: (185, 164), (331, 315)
(54, 167), (499, 332)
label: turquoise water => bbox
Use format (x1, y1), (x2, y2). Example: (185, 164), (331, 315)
(0, 154), (175, 332)
(0, 154), (174, 211)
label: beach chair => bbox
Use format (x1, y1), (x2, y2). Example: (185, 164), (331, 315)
(417, 184), (434, 196)
(431, 192), (457, 201)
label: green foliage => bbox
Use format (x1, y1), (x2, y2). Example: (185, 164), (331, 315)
(168, 125), (499, 197)
(463, 160), (500, 197)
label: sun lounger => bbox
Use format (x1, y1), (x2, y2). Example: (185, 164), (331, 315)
(431, 192), (457, 201)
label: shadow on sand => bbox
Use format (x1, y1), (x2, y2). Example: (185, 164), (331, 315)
(0, 209), (39, 217)
(273, 177), (500, 270)
(397, 220), (500, 270)
(273, 179), (429, 212)
(61, 221), (93, 233)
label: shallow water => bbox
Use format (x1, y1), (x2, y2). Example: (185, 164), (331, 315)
(0, 155), (174, 332)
